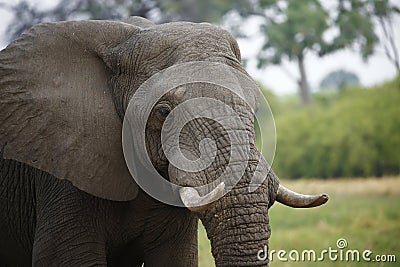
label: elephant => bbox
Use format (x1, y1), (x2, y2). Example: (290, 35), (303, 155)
(0, 16), (328, 266)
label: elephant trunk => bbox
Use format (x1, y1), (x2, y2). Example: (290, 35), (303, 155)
(197, 150), (279, 266)
(177, 147), (329, 265)
(170, 110), (329, 265)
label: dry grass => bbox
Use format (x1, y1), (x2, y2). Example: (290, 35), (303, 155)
(279, 176), (400, 197)
(198, 176), (400, 267)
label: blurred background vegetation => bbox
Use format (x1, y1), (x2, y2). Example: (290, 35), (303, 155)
(0, 0), (399, 266)
(265, 75), (400, 179)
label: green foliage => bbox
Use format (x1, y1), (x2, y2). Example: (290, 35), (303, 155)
(253, 0), (383, 104)
(2, 0), (247, 43)
(323, 0), (377, 59)
(160, 0), (252, 23)
(256, 0), (380, 66)
(258, 0), (329, 66)
(269, 76), (400, 179)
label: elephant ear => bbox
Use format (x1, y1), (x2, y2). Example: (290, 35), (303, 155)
(0, 20), (141, 201)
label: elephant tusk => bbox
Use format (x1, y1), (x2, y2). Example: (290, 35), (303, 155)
(179, 182), (225, 212)
(276, 184), (329, 208)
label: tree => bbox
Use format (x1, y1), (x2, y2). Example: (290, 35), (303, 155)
(251, 0), (377, 105)
(370, 0), (400, 72)
(160, 0), (252, 23)
(321, 0), (377, 58)
(319, 69), (360, 91)
(0, 0), (248, 44)
(257, 0), (329, 104)
(0, 0), (150, 43)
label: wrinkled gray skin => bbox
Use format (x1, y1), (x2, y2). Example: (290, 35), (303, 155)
(0, 17), (316, 266)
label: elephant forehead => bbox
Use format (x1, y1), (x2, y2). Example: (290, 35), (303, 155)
(121, 22), (240, 67)
(129, 61), (260, 117)
(179, 83), (250, 106)
(147, 21), (235, 47)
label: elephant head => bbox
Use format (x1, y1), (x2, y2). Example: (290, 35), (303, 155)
(0, 17), (328, 266)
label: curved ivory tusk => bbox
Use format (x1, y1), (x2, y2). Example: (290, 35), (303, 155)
(276, 184), (329, 208)
(179, 182), (225, 212)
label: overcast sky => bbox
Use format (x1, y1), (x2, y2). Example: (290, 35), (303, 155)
(0, 0), (399, 95)
(236, 16), (400, 94)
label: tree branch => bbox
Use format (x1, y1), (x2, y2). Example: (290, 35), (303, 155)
(378, 15), (400, 70)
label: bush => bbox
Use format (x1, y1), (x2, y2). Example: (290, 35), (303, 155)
(266, 76), (400, 179)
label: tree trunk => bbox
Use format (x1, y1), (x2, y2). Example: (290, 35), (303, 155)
(297, 55), (312, 105)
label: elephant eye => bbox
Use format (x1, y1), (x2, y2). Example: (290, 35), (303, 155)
(156, 104), (171, 118)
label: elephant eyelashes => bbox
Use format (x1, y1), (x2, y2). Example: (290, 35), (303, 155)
(156, 104), (171, 118)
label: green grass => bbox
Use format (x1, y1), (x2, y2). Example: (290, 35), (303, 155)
(198, 177), (400, 266)
(199, 222), (215, 267)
